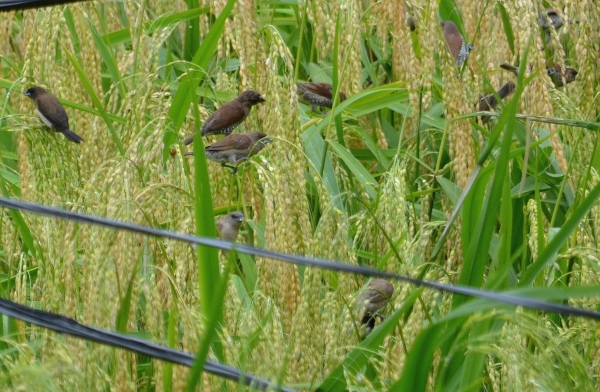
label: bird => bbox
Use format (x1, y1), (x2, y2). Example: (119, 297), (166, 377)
(547, 63), (578, 87)
(539, 9), (564, 44)
(476, 81), (516, 124)
(442, 21), (473, 67)
(183, 90), (265, 145)
(407, 16), (417, 32)
(358, 279), (394, 316)
(297, 82), (347, 112)
(500, 63), (577, 87)
(184, 132), (272, 174)
(22, 86), (84, 143)
(216, 212), (245, 242)
(357, 279), (394, 336)
(539, 9), (563, 31)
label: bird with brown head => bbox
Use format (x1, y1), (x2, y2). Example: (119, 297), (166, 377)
(357, 279), (394, 336)
(476, 81), (516, 124)
(185, 131), (272, 174)
(216, 212), (245, 242)
(442, 21), (473, 68)
(184, 90), (265, 145)
(23, 86), (84, 143)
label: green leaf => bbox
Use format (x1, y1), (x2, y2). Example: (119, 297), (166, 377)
(328, 140), (378, 200)
(64, 51), (126, 156)
(520, 180), (600, 286)
(101, 7), (210, 46)
(436, 176), (461, 206)
(181, 1), (236, 389)
(301, 125), (343, 211)
(88, 19), (126, 99)
(497, 2), (515, 54)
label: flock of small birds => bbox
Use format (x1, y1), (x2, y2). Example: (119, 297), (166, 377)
(21, 9), (577, 332)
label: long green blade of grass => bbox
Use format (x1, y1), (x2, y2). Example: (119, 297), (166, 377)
(175, 0), (236, 389)
(64, 50), (126, 155)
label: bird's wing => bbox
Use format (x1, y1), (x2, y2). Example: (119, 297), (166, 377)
(206, 135), (251, 151)
(500, 63), (519, 76)
(299, 82), (333, 99)
(38, 95), (70, 130)
(202, 101), (245, 132)
(215, 220), (224, 234)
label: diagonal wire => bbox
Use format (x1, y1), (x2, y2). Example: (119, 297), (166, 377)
(0, 297), (292, 391)
(0, 0), (86, 11)
(1, 196), (600, 320)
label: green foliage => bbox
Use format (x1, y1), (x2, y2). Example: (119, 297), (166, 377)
(0, 0), (599, 391)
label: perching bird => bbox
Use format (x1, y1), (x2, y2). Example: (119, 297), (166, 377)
(407, 16), (417, 32)
(184, 90), (265, 145)
(539, 9), (563, 31)
(23, 86), (84, 143)
(442, 21), (473, 67)
(297, 82), (347, 112)
(539, 9), (564, 44)
(358, 279), (394, 315)
(358, 279), (394, 336)
(185, 132), (272, 174)
(500, 63), (577, 87)
(216, 212), (245, 242)
(476, 81), (516, 124)
(547, 63), (578, 87)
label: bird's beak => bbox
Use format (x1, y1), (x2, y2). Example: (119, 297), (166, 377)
(22, 91), (29, 97)
(258, 96), (266, 103)
(262, 137), (273, 144)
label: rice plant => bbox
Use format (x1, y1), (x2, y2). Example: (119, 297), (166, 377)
(0, 0), (599, 390)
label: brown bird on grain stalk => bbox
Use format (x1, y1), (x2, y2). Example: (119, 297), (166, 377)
(183, 90), (265, 145)
(216, 212), (245, 242)
(185, 131), (272, 174)
(297, 82), (347, 112)
(442, 21), (473, 68)
(476, 81), (516, 124)
(500, 63), (577, 87)
(23, 86), (84, 143)
(539, 9), (563, 43)
(357, 279), (394, 336)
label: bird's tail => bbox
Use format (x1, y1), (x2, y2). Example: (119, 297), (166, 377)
(63, 129), (84, 143)
(500, 63), (519, 76)
(184, 135), (194, 145)
(498, 81), (516, 99)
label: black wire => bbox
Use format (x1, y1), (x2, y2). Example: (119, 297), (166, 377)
(0, 0), (86, 11)
(0, 297), (292, 391)
(1, 196), (600, 320)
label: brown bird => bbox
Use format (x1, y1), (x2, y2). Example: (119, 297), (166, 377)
(358, 279), (394, 315)
(185, 132), (272, 174)
(184, 90), (265, 145)
(297, 82), (347, 112)
(442, 21), (473, 67)
(539, 9), (564, 44)
(407, 16), (417, 32)
(476, 81), (516, 124)
(358, 279), (394, 336)
(547, 63), (578, 87)
(500, 63), (577, 87)
(23, 86), (84, 143)
(540, 9), (563, 31)
(216, 212), (245, 242)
